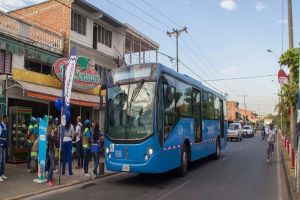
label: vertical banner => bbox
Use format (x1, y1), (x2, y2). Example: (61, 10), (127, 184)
(64, 47), (77, 107)
(33, 118), (48, 183)
(59, 47), (77, 185)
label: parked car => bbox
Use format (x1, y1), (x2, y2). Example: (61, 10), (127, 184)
(227, 123), (242, 142)
(242, 125), (254, 137)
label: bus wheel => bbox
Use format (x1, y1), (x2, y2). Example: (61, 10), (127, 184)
(177, 144), (188, 177)
(213, 138), (220, 160)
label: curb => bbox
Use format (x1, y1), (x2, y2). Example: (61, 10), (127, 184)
(6, 172), (118, 200)
(281, 150), (295, 200)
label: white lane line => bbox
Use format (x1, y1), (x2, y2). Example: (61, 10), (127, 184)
(276, 135), (283, 200)
(157, 181), (190, 200)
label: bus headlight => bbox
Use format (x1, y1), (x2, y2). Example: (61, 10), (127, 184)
(148, 148), (153, 156)
(108, 153), (112, 159)
(105, 147), (109, 154)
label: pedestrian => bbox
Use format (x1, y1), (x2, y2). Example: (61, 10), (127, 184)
(30, 136), (39, 173)
(46, 119), (56, 186)
(26, 117), (36, 172)
(62, 121), (74, 175)
(91, 123), (100, 178)
(0, 115), (8, 181)
(82, 119), (92, 177)
(53, 118), (60, 173)
(75, 116), (83, 169)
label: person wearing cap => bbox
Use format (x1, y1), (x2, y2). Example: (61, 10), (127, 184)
(82, 119), (92, 177)
(26, 117), (36, 172)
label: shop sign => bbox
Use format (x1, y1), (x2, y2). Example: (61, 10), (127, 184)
(53, 57), (100, 90)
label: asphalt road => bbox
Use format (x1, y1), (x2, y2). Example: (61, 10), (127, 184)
(30, 132), (289, 200)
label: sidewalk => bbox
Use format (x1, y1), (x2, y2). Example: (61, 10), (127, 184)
(0, 159), (115, 200)
(280, 134), (300, 200)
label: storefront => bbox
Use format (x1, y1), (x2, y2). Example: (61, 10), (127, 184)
(5, 57), (101, 163)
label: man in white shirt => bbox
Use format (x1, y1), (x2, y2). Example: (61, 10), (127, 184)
(75, 116), (83, 169)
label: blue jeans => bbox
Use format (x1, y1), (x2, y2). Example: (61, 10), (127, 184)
(48, 150), (54, 181)
(93, 153), (99, 175)
(62, 141), (73, 175)
(0, 147), (6, 176)
(83, 148), (90, 174)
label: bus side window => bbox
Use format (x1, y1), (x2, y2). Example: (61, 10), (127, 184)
(158, 79), (164, 146)
(163, 84), (176, 140)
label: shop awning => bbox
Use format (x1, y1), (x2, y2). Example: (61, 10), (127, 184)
(17, 81), (100, 107)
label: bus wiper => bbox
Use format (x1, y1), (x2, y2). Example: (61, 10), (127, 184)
(127, 79), (144, 116)
(130, 79), (144, 103)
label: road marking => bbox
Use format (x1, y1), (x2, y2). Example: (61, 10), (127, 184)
(222, 157), (228, 161)
(276, 135), (283, 200)
(157, 181), (190, 200)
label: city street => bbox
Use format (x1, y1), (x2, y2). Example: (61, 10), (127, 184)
(29, 132), (289, 200)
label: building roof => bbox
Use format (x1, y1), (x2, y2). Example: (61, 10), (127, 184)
(73, 0), (124, 28)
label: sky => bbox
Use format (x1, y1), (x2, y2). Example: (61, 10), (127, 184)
(0, 0), (299, 116)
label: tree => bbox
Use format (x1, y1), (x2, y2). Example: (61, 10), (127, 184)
(279, 48), (299, 147)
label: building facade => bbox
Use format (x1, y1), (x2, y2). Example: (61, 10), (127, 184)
(226, 101), (240, 123)
(0, 0), (158, 163)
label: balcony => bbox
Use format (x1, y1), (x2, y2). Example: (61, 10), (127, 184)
(0, 11), (63, 55)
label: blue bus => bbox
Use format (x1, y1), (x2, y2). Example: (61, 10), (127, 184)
(104, 63), (227, 176)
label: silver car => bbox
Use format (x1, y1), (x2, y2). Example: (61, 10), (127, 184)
(227, 123), (242, 142)
(242, 125), (254, 137)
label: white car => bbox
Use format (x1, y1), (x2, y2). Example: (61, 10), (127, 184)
(242, 125), (254, 137)
(227, 123), (242, 142)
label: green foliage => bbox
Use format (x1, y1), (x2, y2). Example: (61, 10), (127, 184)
(278, 48), (299, 107)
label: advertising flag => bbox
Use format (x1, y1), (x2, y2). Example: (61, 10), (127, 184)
(64, 47), (77, 106)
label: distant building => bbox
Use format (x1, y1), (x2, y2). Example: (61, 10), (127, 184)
(227, 101), (240, 122)
(239, 108), (258, 123)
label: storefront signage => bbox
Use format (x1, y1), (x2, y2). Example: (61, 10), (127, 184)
(53, 57), (100, 90)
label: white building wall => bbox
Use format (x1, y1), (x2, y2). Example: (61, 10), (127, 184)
(71, 5), (124, 64)
(12, 54), (24, 69)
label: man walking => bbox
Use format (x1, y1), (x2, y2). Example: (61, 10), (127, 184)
(0, 115), (8, 181)
(75, 116), (83, 169)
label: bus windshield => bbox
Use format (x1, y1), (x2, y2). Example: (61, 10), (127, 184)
(107, 82), (155, 141)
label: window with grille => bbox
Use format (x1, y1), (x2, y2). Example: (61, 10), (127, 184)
(97, 24), (112, 48)
(0, 50), (12, 74)
(71, 10), (87, 35)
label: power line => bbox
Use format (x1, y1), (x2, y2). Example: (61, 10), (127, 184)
(178, 60), (223, 94)
(204, 74), (276, 81)
(125, 0), (172, 30)
(141, 0), (181, 28)
(105, 0), (165, 33)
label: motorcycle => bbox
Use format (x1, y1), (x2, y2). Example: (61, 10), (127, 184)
(261, 129), (265, 140)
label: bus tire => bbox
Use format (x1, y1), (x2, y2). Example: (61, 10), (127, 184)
(177, 144), (188, 177)
(213, 138), (221, 160)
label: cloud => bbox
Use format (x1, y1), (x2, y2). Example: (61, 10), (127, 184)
(0, 0), (45, 12)
(255, 2), (266, 11)
(220, 0), (237, 11)
(277, 19), (288, 24)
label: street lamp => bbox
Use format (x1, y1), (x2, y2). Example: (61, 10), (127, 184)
(267, 49), (281, 69)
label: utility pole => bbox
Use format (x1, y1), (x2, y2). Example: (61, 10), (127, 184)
(167, 27), (187, 72)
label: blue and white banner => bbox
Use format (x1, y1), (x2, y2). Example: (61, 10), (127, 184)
(64, 47), (77, 106)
